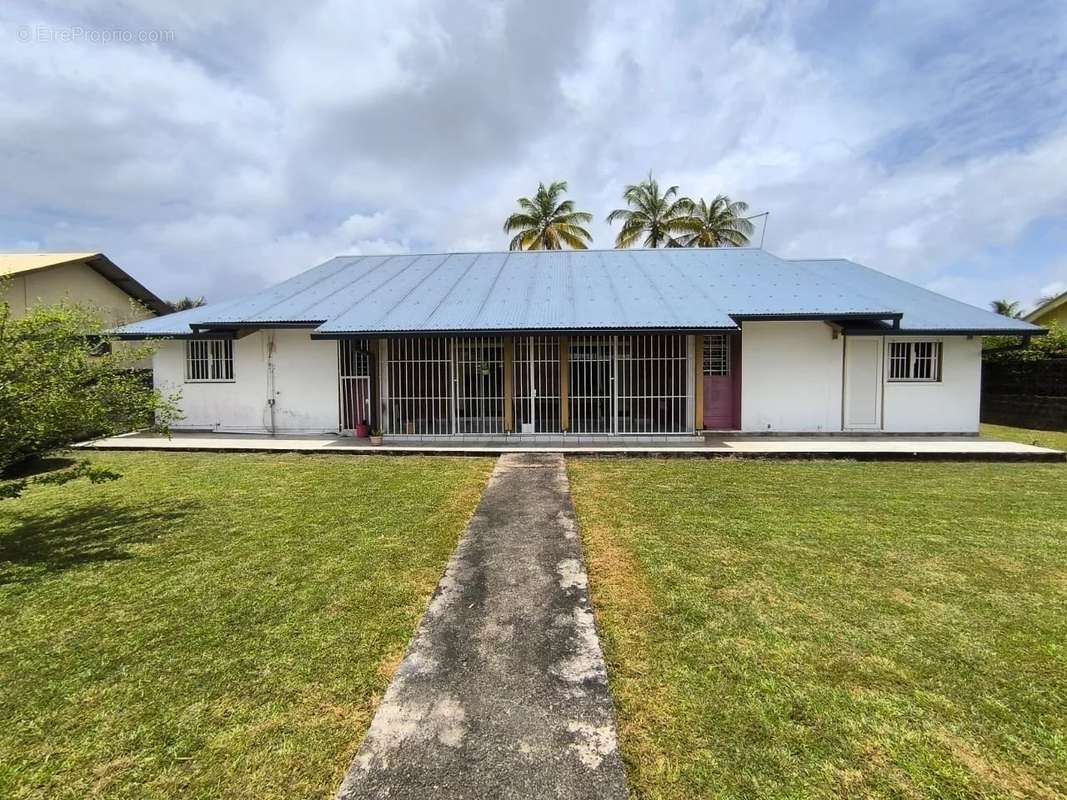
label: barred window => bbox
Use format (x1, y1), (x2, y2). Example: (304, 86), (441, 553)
(703, 334), (730, 376)
(887, 340), (940, 382)
(185, 339), (234, 382)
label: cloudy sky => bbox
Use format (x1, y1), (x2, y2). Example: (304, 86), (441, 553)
(2, 0), (1066, 310)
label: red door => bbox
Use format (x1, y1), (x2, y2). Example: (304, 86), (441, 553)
(702, 334), (741, 430)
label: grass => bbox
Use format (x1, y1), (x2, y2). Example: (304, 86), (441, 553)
(568, 457), (1067, 799)
(0, 451), (493, 800)
(982, 422), (1067, 452)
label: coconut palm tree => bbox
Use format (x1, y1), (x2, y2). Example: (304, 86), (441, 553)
(681, 195), (755, 247)
(606, 174), (696, 248)
(990, 299), (1022, 318)
(503, 181), (593, 250)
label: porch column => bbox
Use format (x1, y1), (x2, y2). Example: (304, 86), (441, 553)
(694, 334), (704, 431)
(503, 337), (514, 433)
(559, 336), (570, 432)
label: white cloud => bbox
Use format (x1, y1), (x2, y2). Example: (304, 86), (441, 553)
(1, 0), (1066, 311)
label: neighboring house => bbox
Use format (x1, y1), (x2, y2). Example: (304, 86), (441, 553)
(117, 249), (1041, 436)
(1025, 289), (1067, 328)
(0, 252), (169, 324)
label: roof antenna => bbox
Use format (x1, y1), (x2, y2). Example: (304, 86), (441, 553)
(744, 211), (770, 249)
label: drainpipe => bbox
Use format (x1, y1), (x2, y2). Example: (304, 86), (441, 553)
(267, 333), (277, 435)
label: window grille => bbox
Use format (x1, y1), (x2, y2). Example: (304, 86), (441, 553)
(339, 339), (371, 430)
(703, 335), (730, 376)
(454, 337), (505, 434)
(386, 337), (454, 435)
(568, 336), (614, 434)
(616, 334), (688, 433)
(887, 340), (941, 382)
(185, 339), (234, 382)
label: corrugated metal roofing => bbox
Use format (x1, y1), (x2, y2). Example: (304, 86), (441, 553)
(117, 248), (1042, 337)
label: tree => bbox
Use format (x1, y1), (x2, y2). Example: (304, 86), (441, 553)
(681, 195), (755, 247)
(606, 173), (696, 248)
(0, 289), (177, 498)
(503, 181), (593, 250)
(990, 299), (1023, 318)
(166, 296), (206, 313)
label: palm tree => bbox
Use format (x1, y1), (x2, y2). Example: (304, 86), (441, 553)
(606, 173), (696, 248)
(990, 299), (1022, 318)
(503, 181), (593, 250)
(681, 195), (755, 247)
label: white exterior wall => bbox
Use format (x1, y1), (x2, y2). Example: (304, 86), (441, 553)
(154, 330), (340, 434)
(740, 321), (982, 433)
(741, 321), (844, 432)
(882, 336), (982, 433)
(151, 326), (983, 437)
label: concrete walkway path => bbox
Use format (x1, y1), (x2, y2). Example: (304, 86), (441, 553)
(79, 430), (1066, 462)
(336, 453), (628, 800)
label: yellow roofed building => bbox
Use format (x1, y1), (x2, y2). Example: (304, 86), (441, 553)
(0, 252), (168, 326)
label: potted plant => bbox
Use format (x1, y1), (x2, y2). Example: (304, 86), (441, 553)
(355, 419), (370, 438)
(369, 429), (384, 446)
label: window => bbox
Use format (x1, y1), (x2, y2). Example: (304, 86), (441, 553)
(887, 340), (941, 382)
(185, 339), (234, 382)
(703, 334), (730, 376)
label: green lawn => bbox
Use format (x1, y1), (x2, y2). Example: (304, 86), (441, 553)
(569, 458), (1067, 800)
(982, 422), (1067, 452)
(0, 452), (493, 800)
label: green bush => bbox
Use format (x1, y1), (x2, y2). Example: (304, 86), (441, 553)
(984, 321), (1067, 361)
(0, 286), (177, 495)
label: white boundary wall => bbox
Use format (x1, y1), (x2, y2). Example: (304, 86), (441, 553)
(740, 321), (982, 433)
(153, 330), (340, 434)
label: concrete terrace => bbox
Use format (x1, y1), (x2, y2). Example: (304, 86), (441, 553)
(78, 431), (1066, 462)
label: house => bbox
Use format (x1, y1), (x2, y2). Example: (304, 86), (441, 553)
(0, 252), (170, 324)
(116, 248), (1041, 437)
(1024, 289), (1067, 329)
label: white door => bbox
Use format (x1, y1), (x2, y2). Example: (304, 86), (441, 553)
(844, 338), (882, 430)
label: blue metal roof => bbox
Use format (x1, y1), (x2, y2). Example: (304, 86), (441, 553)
(117, 248), (1043, 337)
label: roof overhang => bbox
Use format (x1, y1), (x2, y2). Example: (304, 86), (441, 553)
(843, 326), (1047, 337)
(729, 311), (903, 325)
(84, 254), (171, 316)
(309, 325), (742, 339)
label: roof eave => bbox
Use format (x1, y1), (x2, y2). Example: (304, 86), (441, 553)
(84, 254), (171, 316)
(310, 324), (741, 339)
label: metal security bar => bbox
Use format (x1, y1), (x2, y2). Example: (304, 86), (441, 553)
(185, 338), (234, 382)
(513, 336), (561, 433)
(387, 337), (454, 434)
(454, 336), (505, 434)
(616, 334), (688, 433)
(887, 340), (941, 382)
(703, 334), (730, 376)
(569, 335), (614, 434)
(338, 339), (371, 430)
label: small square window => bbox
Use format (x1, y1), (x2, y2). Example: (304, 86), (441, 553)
(703, 335), (730, 376)
(887, 340), (940, 382)
(185, 339), (234, 382)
